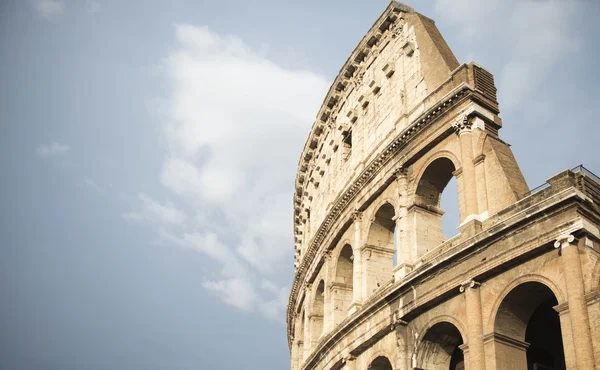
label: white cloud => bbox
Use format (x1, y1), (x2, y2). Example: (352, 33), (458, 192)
(76, 177), (101, 192)
(33, 0), (64, 18)
(129, 24), (329, 320)
(434, 0), (581, 111)
(203, 279), (256, 311)
(123, 193), (186, 226)
(36, 142), (70, 158)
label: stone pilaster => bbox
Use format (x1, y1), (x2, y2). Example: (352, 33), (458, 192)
(460, 280), (486, 370)
(322, 251), (333, 334)
(453, 115), (479, 223)
(393, 311), (409, 370)
(393, 167), (413, 281)
(349, 211), (363, 314)
(554, 234), (596, 369)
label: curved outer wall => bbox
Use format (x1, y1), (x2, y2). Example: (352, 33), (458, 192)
(288, 2), (600, 370)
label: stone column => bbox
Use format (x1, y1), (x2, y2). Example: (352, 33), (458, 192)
(554, 234), (596, 370)
(461, 280), (486, 370)
(394, 167), (413, 281)
(349, 211), (363, 314)
(453, 116), (479, 223)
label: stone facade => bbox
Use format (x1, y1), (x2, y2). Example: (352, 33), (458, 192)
(287, 2), (600, 370)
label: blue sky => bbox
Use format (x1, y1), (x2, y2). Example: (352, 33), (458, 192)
(1, 1), (599, 369)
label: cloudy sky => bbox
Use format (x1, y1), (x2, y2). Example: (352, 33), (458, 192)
(1, 0), (599, 369)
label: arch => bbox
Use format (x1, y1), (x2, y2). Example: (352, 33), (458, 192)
(309, 280), (325, 344)
(368, 355), (394, 370)
(486, 274), (566, 332)
(366, 201), (396, 248)
(411, 150), (461, 195)
(364, 202), (396, 295)
(420, 315), (468, 344)
(410, 156), (460, 258)
(332, 244), (354, 325)
(492, 281), (566, 370)
(414, 321), (465, 370)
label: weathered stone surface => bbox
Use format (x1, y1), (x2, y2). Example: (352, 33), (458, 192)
(288, 2), (600, 370)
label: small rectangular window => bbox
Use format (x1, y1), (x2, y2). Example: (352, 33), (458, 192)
(342, 130), (352, 161)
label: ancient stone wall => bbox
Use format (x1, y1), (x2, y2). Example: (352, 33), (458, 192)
(288, 2), (600, 370)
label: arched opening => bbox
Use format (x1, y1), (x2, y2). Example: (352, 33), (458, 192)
(415, 321), (464, 370)
(364, 202), (395, 294)
(368, 355), (393, 370)
(412, 157), (459, 258)
(332, 245), (353, 325)
(309, 280), (325, 346)
(493, 282), (565, 370)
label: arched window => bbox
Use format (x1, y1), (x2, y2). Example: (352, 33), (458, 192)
(332, 245), (353, 325)
(412, 157), (459, 258)
(364, 203), (395, 294)
(309, 280), (325, 346)
(493, 282), (565, 370)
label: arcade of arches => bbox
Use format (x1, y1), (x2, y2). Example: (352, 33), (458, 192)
(288, 3), (600, 370)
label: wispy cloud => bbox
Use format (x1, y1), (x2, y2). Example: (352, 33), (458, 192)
(122, 193), (186, 226)
(76, 177), (101, 192)
(36, 142), (70, 158)
(125, 24), (328, 320)
(33, 0), (65, 18)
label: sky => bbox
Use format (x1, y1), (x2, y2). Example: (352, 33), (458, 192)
(1, 0), (599, 369)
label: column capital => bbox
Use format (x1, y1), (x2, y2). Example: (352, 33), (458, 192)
(390, 310), (408, 331)
(554, 233), (578, 250)
(459, 279), (481, 292)
(351, 211), (362, 222)
(393, 166), (408, 179)
(452, 114), (473, 135)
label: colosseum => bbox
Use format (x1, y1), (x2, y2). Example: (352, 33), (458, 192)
(287, 2), (600, 370)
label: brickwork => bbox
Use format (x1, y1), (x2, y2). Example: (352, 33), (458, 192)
(288, 2), (600, 370)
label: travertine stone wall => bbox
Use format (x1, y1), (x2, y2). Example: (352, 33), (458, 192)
(288, 2), (600, 370)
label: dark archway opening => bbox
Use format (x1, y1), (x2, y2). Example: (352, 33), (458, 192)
(368, 355), (393, 370)
(525, 297), (566, 370)
(416, 321), (464, 370)
(494, 282), (566, 370)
